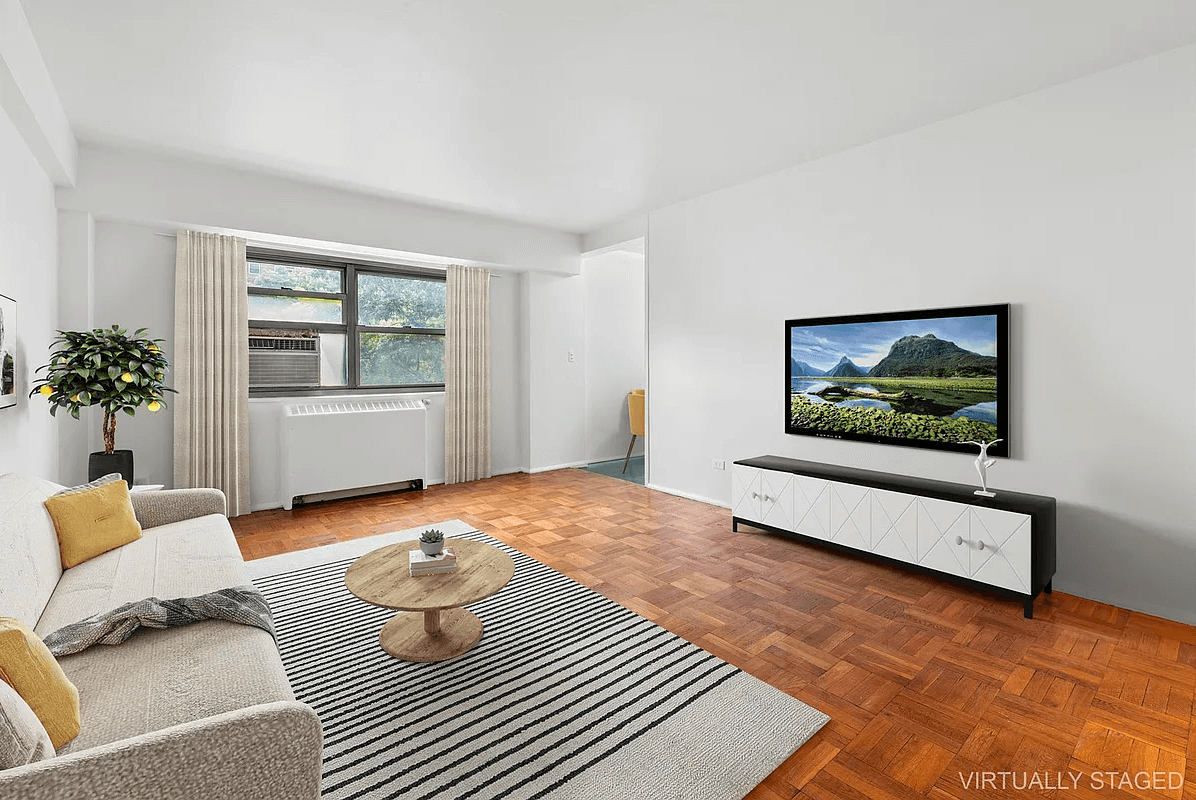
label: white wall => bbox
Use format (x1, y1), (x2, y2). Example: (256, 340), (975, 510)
(583, 250), (646, 463)
(66, 219), (529, 507)
(526, 272), (587, 471)
(581, 216), (648, 255)
(489, 273), (524, 476)
(87, 221), (177, 487)
(0, 103), (59, 479)
(0, 0), (76, 186)
(55, 217), (177, 488)
(49, 142), (581, 501)
(55, 210), (93, 486)
(58, 145), (582, 275)
(647, 47), (1196, 623)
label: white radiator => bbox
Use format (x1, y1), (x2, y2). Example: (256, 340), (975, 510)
(279, 399), (428, 510)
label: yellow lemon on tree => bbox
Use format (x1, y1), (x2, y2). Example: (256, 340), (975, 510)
(148, 345), (159, 352)
(38, 385), (53, 396)
(70, 394), (80, 402)
(147, 401), (162, 413)
(120, 372), (134, 382)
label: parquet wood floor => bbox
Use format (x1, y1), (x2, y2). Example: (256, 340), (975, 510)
(232, 470), (1196, 799)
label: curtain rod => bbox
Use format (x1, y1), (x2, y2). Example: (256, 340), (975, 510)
(152, 231), (507, 276)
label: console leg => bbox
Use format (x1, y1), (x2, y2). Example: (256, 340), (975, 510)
(732, 519), (738, 532)
(1044, 579), (1053, 594)
(1023, 598), (1034, 619)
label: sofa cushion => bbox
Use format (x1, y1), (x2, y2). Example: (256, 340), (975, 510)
(35, 514), (249, 632)
(34, 514), (294, 754)
(0, 618), (80, 748)
(45, 478), (143, 569)
(0, 678), (54, 769)
(0, 475), (66, 629)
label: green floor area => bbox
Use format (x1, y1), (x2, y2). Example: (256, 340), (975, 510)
(580, 456), (644, 486)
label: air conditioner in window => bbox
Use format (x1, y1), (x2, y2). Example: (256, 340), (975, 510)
(249, 333), (320, 388)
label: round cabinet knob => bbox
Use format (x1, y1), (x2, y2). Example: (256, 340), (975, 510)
(762, 494), (771, 502)
(751, 492), (758, 499)
(978, 541), (987, 551)
(955, 536), (964, 546)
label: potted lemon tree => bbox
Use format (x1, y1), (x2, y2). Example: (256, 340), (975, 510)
(30, 325), (174, 487)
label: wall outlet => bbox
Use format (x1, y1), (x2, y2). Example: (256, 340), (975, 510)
(713, 459), (726, 470)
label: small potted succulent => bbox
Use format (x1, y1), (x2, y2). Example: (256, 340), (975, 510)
(419, 528), (445, 556)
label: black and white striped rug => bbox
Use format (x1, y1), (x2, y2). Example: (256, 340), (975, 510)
(248, 520), (828, 800)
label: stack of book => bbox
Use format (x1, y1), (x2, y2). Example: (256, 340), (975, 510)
(409, 548), (457, 577)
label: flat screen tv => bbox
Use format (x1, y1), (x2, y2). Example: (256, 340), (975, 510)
(786, 304), (1009, 457)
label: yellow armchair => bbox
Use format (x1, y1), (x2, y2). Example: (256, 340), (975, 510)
(624, 389), (645, 474)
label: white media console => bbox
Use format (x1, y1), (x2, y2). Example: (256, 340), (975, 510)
(732, 456), (1057, 618)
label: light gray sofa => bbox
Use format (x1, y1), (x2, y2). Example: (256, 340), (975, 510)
(0, 473), (322, 800)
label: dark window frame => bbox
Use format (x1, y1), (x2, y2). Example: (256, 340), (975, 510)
(247, 248), (446, 397)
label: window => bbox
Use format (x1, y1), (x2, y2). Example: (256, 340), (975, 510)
(247, 251), (446, 394)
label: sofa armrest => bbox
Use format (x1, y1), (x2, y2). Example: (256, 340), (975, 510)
(131, 488), (227, 528)
(0, 700), (322, 800)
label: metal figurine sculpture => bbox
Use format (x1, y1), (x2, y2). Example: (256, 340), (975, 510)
(963, 439), (1003, 497)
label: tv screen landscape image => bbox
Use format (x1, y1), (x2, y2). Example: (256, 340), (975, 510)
(786, 304), (1009, 456)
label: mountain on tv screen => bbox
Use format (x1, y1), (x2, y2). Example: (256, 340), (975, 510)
(785, 304), (1009, 457)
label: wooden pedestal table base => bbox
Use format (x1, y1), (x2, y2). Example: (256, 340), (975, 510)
(378, 608), (484, 662)
(344, 539), (515, 663)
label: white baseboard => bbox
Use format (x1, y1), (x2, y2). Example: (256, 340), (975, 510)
(247, 469), (720, 513)
(528, 460), (591, 474)
(491, 467), (523, 478)
(645, 482), (730, 509)
(429, 467), (523, 485)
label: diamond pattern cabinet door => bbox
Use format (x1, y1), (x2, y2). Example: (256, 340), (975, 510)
(759, 470), (795, 530)
(870, 489), (918, 561)
(829, 482), (870, 552)
(792, 475), (831, 540)
(916, 497), (970, 578)
(969, 507), (1032, 593)
(731, 465), (762, 524)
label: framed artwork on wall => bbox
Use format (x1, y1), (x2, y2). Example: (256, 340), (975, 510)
(0, 293), (15, 409)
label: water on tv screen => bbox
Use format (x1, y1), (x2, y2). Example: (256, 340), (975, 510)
(786, 304), (1009, 456)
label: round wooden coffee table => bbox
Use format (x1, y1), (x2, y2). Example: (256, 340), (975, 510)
(344, 539), (514, 662)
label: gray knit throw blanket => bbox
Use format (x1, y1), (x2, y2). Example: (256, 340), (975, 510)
(42, 586), (276, 657)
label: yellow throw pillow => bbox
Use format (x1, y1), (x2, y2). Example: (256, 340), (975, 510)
(44, 478), (142, 569)
(0, 618), (80, 749)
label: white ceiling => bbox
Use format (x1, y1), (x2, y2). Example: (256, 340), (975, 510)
(21, 0), (1196, 234)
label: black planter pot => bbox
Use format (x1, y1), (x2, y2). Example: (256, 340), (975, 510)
(88, 450), (134, 488)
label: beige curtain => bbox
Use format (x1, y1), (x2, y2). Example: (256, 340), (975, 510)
(173, 231), (251, 515)
(444, 265), (491, 484)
